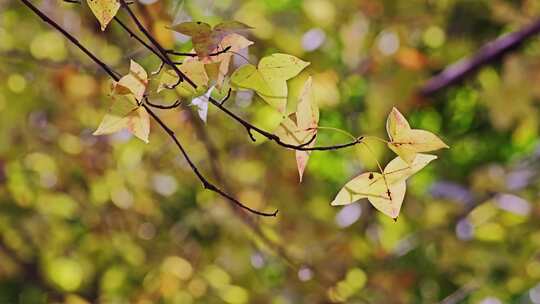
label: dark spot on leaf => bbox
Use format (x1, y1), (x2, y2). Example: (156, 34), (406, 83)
(368, 173), (374, 179)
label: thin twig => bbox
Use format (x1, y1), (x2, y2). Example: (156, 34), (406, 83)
(20, 0), (276, 217)
(145, 99), (182, 109)
(116, 0), (362, 152)
(166, 45), (232, 57)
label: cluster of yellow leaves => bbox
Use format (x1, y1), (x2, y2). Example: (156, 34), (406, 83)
(86, 13), (450, 220)
(93, 60), (150, 143)
(331, 108), (448, 219)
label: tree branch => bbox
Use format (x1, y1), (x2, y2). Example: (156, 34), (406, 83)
(116, 0), (362, 151)
(19, 0), (276, 217)
(419, 18), (540, 96)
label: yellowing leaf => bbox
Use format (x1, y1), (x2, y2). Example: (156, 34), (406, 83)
(231, 53), (310, 113)
(93, 95), (150, 143)
(386, 107), (449, 163)
(157, 61), (209, 97)
(294, 77), (317, 182)
(86, 0), (120, 31)
(113, 60), (148, 101)
(331, 154), (438, 219)
(274, 78), (317, 182)
(168, 21), (252, 58)
(331, 172), (406, 219)
(384, 154), (437, 184)
(183, 33), (254, 88)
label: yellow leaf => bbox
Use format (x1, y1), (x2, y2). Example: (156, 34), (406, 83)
(386, 107), (449, 163)
(231, 53), (310, 113)
(113, 60), (148, 101)
(331, 172), (406, 219)
(93, 95), (150, 143)
(86, 0), (120, 31)
(331, 154), (437, 219)
(384, 154), (437, 184)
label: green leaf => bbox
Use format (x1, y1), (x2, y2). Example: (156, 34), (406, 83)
(231, 53), (310, 113)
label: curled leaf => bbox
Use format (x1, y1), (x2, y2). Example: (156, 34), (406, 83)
(386, 107), (449, 163)
(190, 86), (215, 123)
(113, 60), (148, 101)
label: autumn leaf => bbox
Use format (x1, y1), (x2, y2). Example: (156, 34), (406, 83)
(331, 153), (438, 219)
(331, 172), (406, 219)
(386, 107), (449, 164)
(274, 77), (318, 182)
(231, 53), (310, 113)
(86, 0), (120, 31)
(168, 21), (252, 58)
(294, 77), (318, 182)
(113, 60), (148, 101)
(93, 94), (150, 143)
(157, 61), (209, 97)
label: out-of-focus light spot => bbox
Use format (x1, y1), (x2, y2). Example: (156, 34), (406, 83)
(302, 28), (326, 51)
(527, 261), (540, 278)
(235, 90), (253, 108)
(506, 169), (534, 190)
(110, 186), (133, 209)
(530, 283), (540, 303)
(0, 29), (14, 51)
(111, 129), (133, 142)
(30, 31), (67, 61)
(496, 193), (531, 216)
(204, 265), (231, 289)
(423, 26), (446, 48)
(455, 218), (474, 241)
(377, 30), (399, 55)
(139, 0), (158, 4)
(335, 204), (362, 228)
(162, 256), (193, 280)
(48, 258), (83, 291)
(59, 133), (83, 155)
(479, 297), (502, 304)
(302, 0), (336, 27)
(475, 222), (505, 242)
(7, 74), (26, 93)
(250, 252), (265, 269)
(138, 222), (156, 240)
(188, 278), (207, 298)
(152, 174), (178, 196)
(298, 266), (313, 282)
(430, 181), (473, 204)
(345, 268), (367, 290)
(393, 235), (417, 256)
(220, 285), (249, 304)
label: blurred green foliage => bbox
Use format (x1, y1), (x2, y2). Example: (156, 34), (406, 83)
(1, 0), (540, 303)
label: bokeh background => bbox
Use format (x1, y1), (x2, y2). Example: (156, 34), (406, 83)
(2, 0), (540, 303)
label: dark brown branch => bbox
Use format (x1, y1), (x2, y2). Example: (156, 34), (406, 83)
(146, 99), (182, 109)
(114, 2), (363, 152)
(20, 0), (276, 217)
(166, 45), (232, 57)
(143, 103), (278, 217)
(419, 18), (540, 96)
(119, 0), (197, 88)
